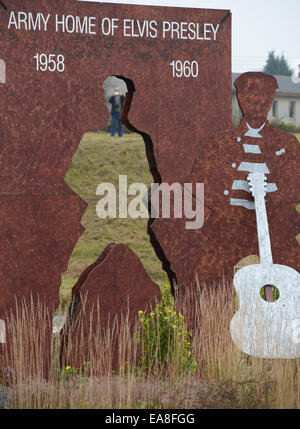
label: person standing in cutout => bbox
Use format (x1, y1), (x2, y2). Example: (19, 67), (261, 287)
(109, 87), (125, 137)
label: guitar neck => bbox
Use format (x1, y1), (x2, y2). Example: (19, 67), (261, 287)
(254, 193), (273, 265)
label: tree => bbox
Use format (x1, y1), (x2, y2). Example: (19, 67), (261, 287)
(263, 50), (292, 76)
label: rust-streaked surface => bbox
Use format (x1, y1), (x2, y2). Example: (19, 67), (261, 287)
(0, 0), (231, 370)
(61, 243), (161, 370)
(152, 72), (300, 296)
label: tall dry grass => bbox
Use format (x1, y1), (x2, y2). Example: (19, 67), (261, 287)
(178, 277), (300, 408)
(1, 278), (300, 409)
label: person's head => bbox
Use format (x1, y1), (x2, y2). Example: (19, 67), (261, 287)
(114, 87), (122, 96)
(235, 72), (278, 121)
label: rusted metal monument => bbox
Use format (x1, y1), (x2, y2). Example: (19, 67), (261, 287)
(4, 0), (298, 370)
(0, 0), (231, 375)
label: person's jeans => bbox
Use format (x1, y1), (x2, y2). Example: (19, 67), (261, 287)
(111, 112), (123, 137)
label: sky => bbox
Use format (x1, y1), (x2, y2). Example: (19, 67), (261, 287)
(79, 0), (300, 73)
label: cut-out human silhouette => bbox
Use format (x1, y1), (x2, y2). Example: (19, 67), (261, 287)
(152, 72), (300, 295)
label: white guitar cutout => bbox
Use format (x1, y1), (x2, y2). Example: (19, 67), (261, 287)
(230, 171), (300, 358)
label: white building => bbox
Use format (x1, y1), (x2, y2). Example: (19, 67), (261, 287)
(232, 73), (300, 128)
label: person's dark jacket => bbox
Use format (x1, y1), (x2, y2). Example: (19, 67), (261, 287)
(109, 95), (125, 115)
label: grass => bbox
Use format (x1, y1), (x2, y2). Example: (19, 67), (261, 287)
(60, 130), (168, 303)
(2, 279), (300, 409)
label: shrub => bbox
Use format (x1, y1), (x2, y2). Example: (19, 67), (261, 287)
(136, 284), (197, 376)
(270, 119), (300, 133)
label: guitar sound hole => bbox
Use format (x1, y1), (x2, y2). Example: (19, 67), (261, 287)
(260, 285), (280, 302)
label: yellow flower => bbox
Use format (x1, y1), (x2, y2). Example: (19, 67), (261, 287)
(65, 366), (71, 371)
(138, 311), (143, 315)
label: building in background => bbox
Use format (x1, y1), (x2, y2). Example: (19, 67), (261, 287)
(232, 73), (300, 129)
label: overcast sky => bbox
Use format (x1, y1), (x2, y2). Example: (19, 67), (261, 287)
(79, 0), (300, 73)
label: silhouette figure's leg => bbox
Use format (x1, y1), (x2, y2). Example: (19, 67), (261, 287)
(117, 112), (123, 137)
(111, 113), (117, 136)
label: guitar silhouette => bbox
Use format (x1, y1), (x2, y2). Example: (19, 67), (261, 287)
(230, 171), (300, 358)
